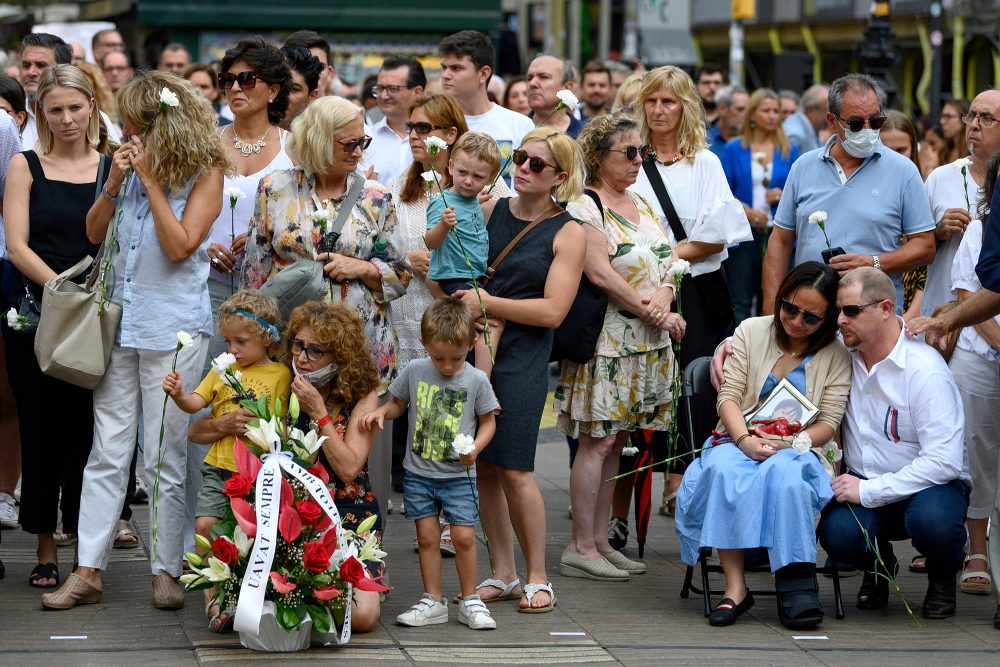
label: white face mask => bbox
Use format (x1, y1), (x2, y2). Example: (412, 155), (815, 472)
(292, 359), (338, 387)
(841, 128), (880, 158)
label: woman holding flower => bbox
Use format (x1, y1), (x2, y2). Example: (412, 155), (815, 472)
(675, 261), (851, 629)
(2, 65), (111, 589)
(456, 127), (586, 612)
(206, 38), (294, 359)
(721, 88), (800, 325)
(42, 71), (228, 611)
(555, 112), (686, 582)
(283, 300), (384, 631)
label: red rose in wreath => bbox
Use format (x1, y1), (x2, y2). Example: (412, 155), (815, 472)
(339, 555), (391, 592)
(302, 541), (332, 573)
(295, 500), (324, 526)
(211, 535), (238, 565)
(223, 473), (253, 498)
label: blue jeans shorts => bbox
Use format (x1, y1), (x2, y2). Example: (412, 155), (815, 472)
(403, 470), (479, 526)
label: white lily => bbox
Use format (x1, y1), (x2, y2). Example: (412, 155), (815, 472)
(158, 86), (180, 108)
(451, 433), (476, 456)
(244, 415), (281, 452)
(233, 525), (254, 558)
(200, 556), (232, 582)
(359, 531), (387, 561)
(424, 136), (448, 153)
(808, 210), (828, 225)
(179, 572), (207, 586)
(667, 258), (692, 277)
(355, 513), (379, 536)
(792, 431), (812, 455)
(299, 429), (328, 455)
(555, 89), (579, 109)
(176, 331), (194, 348)
(211, 352), (237, 377)
(331, 540), (360, 567)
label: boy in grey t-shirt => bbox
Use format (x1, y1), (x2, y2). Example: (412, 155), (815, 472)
(360, 299), (498, 630)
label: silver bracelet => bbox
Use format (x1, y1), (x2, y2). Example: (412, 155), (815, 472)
(100, 184), (118, 202)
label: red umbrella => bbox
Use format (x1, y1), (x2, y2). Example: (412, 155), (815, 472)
(630, 429), (656, 558)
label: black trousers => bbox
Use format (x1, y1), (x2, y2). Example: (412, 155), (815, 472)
(3, 326), (94, 534)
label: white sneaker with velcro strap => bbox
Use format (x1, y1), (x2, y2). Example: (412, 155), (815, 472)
(457, 595), (496, 630)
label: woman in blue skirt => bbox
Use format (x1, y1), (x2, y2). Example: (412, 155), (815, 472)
(676, 261), (851, 628)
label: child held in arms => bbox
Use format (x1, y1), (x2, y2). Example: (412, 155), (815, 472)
(424, 131), (503, 378)
(360, 298), (499, 630)
(162, 289), (291, 632)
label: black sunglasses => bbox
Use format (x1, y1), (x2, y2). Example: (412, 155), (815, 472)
(608, 145), (644, 161)
(220, 71), (258, 90)
(335, 136), (372, 153)
(837, 300), (884, 318)
(511, 148), (559, 174)
(404, 121), (447, 135)
(781, 300), (824, 326)
(836, 115), (887, 132)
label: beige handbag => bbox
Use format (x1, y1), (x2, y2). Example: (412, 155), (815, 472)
(34, 155), (122, 389)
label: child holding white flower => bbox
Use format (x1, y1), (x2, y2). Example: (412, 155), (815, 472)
(359, 298), (499, 630)
(424, 131), (504, 376)
(161, 289), (291, 631)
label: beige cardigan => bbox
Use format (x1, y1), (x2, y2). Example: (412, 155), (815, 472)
(716, 315), (852, 438)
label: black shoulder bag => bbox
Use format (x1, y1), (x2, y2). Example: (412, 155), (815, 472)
(550, 190), (610, 364)
(640, 158), (734, 330)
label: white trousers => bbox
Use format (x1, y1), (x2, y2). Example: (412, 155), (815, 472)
(77, 337), (208, 576)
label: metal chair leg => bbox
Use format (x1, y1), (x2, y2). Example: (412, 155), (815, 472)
(832, 564), (845, 619)
(681, 565), (694, 598)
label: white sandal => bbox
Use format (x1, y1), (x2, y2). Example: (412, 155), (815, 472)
(960, 553), (992, 595)
(454, 577), (521, 604)
(518, 582), (556, 614)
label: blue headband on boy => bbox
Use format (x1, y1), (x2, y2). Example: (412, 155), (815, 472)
(236, 310), (281, 344)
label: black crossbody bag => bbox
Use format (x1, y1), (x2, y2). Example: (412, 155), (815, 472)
(641, 159), (734, 329)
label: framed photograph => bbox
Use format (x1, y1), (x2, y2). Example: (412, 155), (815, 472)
(743, 378), (819, 426)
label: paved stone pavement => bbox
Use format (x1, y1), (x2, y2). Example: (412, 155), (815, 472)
(2, 426), (999, 665)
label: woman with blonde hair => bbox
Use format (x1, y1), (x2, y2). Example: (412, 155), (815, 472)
(3, 64), (111, 589)
(721, 87), (800, 325)
(241, 95), (411, 519)
(42, 70), (228, 610)
(630, 65), (750, 519)
(458, 127), (586, 612)
(611, 72), (644, 113)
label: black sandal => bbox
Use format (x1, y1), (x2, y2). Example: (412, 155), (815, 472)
(775, 563), (823, 629)
(29, 562), (59, 589)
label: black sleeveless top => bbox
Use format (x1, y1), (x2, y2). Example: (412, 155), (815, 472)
(19, 151), (108, 300)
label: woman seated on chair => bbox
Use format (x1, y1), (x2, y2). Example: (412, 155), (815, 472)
(674, 261), (851, 629)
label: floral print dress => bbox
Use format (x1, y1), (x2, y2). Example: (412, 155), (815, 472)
(554, 191), (678, 438)
(242, 169), (411, 395)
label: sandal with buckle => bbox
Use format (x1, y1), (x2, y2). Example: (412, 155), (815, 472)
(207, 602), (236, 633)
(518, 582), (556, 613)
(960, 553), (992, 595)
(659, 490), (677, 516)
(455, 577), (522, 604)
(29, 562), (59, 589)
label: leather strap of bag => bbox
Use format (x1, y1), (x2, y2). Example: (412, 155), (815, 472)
(482, 203), (560, 287)
(84, 155), (112, 291)
(641, 158), (687, 243)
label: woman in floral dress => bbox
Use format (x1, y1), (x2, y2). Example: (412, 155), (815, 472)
(555, 112), (686, 581)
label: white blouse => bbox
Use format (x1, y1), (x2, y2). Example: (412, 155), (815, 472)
(630, 148), (751, 277)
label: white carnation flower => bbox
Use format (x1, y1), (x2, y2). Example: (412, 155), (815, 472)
(621, 446), (639, 456)
(952, 157), (973, 172)
(821, 441), (843, 463)
(792, 431), (812, 455)
(752, 152), (767, 163)
(424, 136), (448, 153)
(808, 210), (828, 225)
(6, 307), (20, 330)
(176, 331), (194, 348)
(224, 186), (245, 207)
(555, 89), (579, 109)
(451, 433), (476, 456)
(667, 259), (691, 277)
(211, 352), (237, 377)
(158, 87), (180, 108)
(421, 169), (440, 183)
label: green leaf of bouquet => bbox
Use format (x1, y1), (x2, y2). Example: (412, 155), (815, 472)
(278, 604), (302, 631)
(305, 603), (331, 633)
(332, 605), (346, 627)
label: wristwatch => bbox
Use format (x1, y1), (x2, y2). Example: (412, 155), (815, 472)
(872, 255), (881, 270)
(309, 414), (333, 431)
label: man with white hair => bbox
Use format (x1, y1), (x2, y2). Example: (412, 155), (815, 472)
(784, 84), (829, 153)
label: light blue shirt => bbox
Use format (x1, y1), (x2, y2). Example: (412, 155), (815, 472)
(782, 111), (820, 154)
(0, 114), (22, 259)
(426, 189), (488, 281)
(773, 137), (935, 308)
(110, 175), (213, 350)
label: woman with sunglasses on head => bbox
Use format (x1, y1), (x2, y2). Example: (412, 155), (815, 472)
(207, 38), (293, 356)
(556, 112), (686, 581)
(42, 70), (228, 611)
(721, 88), (800, 326)
(630, 66), (750, 518)
(242, 95), (410, 519)
(675, 261), (851, 628)
(453, 127), (586, 612)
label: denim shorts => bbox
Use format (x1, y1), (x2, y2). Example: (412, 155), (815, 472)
(196, 463), (230, 519)
(403, 470), (479, 526)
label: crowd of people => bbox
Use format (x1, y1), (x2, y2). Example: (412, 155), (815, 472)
(0, 24), (998, 639)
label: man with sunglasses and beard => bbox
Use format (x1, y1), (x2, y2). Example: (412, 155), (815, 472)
(762, 74), (935, 316)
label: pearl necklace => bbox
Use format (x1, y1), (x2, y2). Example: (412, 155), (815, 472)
(232, 124), (270, 157)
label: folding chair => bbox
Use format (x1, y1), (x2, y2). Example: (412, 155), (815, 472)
(676, 356), (846, 620)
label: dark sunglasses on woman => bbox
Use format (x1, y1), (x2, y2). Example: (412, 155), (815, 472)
(404, 121), (447, 135)
(608, 145), (646, 161)
(220, 71), (258, 90)
(511, 148), (559, 174)
(335, 136), (372, 153)
(780, 300), (824, 326)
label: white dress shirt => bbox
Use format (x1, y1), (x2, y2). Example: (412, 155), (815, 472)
(369, 116), (412, 187)
(842, 322), (971, 507)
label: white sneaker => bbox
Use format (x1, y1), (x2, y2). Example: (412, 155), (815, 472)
(0, 492), (18, 528)
(457, 595), (496, 630)
(396, 593), (448, 627)
(133, 478), (149, 504)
